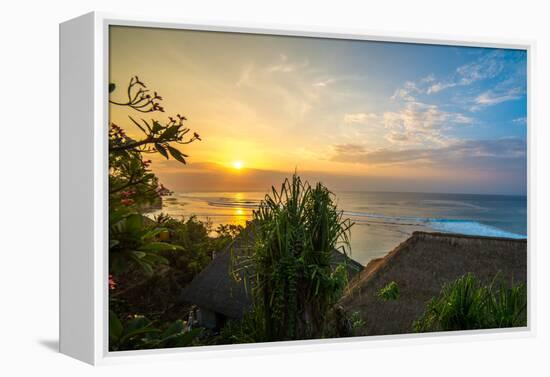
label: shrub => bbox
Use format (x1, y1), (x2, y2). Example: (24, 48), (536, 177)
(108, 76), (200, 213)
(486, 279), (527, 328)
(237, 173), (354, 341)
(109, 310), (202, 351)
(378, 281), (400, 301)
(110, 213), (241, 324)
(109, 208), (180, 275)
(414, 273), (527, 332)
(349, 311), (367, 336)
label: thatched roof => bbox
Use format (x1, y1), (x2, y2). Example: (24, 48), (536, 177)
(339, 231), (527, 335)
(180, 234), (363, 320)
(180, 235), (253, 319)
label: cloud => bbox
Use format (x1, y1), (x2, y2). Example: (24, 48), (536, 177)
(386, 131), (409, 143)
(471, 87), (523, 111)
(455, 51), (505, 85)
(390, 81), (421, 102)
(155, 161), (292, 192)
(266, 54), (309, 73)
(235, 63), (254, 87)
(396, 50), (525, 101)
(421, 74), (436, 83)
(343, 112), (378, 124)
(313, 74), (367, 88)
(313, 78), (336, 87)
(391, 88), (415, 102)
(331, 138), (526, 166)
(427, 81), (457, 94)
(234, 54), (371, 123)
(342, 102), (473, 147)
(381, 102), (473, 146)
(232, 54), (325, 121)
(424, 52), (503, 95)
(513, 117), (527, 125)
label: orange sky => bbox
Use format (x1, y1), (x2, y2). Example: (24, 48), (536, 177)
(109, 26), (527, 194)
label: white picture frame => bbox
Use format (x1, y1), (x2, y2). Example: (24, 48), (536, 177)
(59, 11), (535, 365)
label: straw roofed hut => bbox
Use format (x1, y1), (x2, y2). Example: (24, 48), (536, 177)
(180, 233), (363, 329)
(339, 231), (527, 336)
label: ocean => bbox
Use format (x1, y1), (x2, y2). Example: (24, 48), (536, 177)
(148, 191), (527, 265)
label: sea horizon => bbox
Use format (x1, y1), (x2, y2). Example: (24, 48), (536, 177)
(105, 26), (529, 348)
(169, 187), (527, 196)
(148, 190), (527, 265)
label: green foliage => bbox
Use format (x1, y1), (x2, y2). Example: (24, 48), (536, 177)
(215, 223), (245, 239)
(378, 281), (400, 301)
(108, 76), (202, 275)
(109, 310), (202, 351)
(414, 274), (486, 332)
(153, 214), (233, 276)
(214, 310), (268, 345)
(108, 140), (161, 210)
(236, 173), (354, 341)
(108, 76), (200, 211)
(414, 273), (527, 332)
(108, 76), (200, 163)
(108, 76), (212, 351)
(109, 208), (181, 275)
(349, 311), (367, 336)
(110, 212), (243, 332)
(485, 280), (528, 328)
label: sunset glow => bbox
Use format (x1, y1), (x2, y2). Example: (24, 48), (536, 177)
(232, 161), (244, 170)
(109, 26), (527, 195)
(107, 24), (529, 350)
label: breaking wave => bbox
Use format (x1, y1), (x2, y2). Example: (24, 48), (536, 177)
(344, 211), (526, 239)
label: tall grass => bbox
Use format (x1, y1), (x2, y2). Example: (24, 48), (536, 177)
(414, 273), (527, 332)
(239, 173), (353, 341)
(487, 280), (527, 328)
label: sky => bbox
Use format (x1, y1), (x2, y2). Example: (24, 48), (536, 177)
(109, 26), (527, 195)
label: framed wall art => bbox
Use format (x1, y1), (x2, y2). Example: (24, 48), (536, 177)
(60, 12), (533, 365)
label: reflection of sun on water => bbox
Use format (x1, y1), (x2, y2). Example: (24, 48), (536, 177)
(233, 207), (247, 227)
(232, 192), (248, 227)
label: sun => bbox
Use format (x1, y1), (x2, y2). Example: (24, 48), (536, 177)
(232, 160), (244, 170)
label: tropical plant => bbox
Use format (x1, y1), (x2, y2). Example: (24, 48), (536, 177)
(413, 273), (527, 332)
(109, 76), (200, 160)
(109, 213), (246, 325)
(214, 310), (267, 345)
(107, 76), (213, 350)
(108, 138), (164, 210)
(349, 311), (367, 336)
(485, 279), (527, 328)
(108, 76), (203, 275)
(378, 281), (400, 301)
(236, 173), (354, 341)
(109, 208), (183, 275)
(109, 310), (201, 351)
(215, 223), (245, 239)
(153, 214), (231, 276)
(108, 76), (200, 211)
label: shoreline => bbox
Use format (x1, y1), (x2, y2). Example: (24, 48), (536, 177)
(146, 190), (527, 265)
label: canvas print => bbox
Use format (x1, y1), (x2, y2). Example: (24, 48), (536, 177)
(108, 26), (527, 351)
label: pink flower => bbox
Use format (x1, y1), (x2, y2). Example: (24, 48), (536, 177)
(120, 198), (135, 206)
(109, 275), (116, 290)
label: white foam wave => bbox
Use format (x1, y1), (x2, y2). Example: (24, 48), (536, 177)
(344, 211), (526, 239)
(428, 220), (526, 239)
